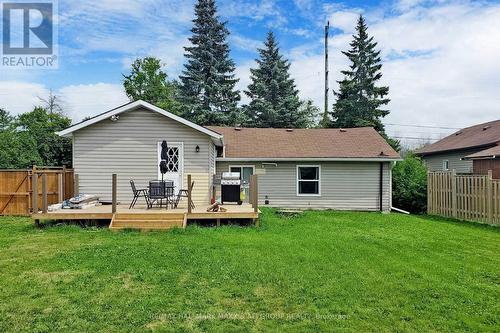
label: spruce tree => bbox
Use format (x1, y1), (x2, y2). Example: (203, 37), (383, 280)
(180, 0), (241, 126)
(331, 15), (390, 132)
(244, 31), (304, 128)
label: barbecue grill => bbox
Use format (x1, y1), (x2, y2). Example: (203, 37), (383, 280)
(221, 172), (242, 205)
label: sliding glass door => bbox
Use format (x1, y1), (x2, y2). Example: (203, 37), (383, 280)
(229, 166), (254, 202)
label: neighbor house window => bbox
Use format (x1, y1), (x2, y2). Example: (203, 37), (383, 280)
(297, 165), (321, 196)
(443, 160), (449, 171)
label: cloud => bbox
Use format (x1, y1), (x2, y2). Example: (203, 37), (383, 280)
(328, 10), (362, 33)
(292, 1), (500, 145)
(2, 0), (500, 149)
(235, 60), (255, 104)
(59, 0), (194, 67)
(231, 35), (262, 52)
(0, 82), (50, 115)
(58, 83), (129, 122)
(0, 82), (128, 123)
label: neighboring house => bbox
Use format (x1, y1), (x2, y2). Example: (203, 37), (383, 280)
(464, 145), (500, 179)
(58, 100), (400, 211)
(416, 120), (500, 174)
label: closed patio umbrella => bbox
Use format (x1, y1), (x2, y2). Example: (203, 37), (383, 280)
(159, 140), (168, 182)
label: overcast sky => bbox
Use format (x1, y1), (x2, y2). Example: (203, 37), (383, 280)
(1, 0), (499, 145)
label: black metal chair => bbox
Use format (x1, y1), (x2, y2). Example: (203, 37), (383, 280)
(129, 180), (149, 209)
(174, 181), (195, 209)
(148, 180), (174, 209)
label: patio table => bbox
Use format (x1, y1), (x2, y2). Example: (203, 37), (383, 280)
(148, 181), (175, 209)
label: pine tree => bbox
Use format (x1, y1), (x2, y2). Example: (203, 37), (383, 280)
(180, 0), (241, 126)
(244, 31), (304, 128)
(331, 15), (390, 132)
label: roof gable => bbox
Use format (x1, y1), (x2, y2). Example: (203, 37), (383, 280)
(207, 126), (400, 160)
(416, 119), (500, 155)
(57, 100), (223, 143)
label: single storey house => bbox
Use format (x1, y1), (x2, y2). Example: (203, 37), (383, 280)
(58, 100), (400, 211)
(416, 119), (500, 177)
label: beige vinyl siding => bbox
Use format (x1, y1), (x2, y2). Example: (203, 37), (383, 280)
(422, 148), (482, 173)
(73, 107), (213, 204)
(216, 161), (392, 211)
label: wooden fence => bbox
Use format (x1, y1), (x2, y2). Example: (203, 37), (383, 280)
(428, 171), (500, 225)
(0, 166), (74, 216)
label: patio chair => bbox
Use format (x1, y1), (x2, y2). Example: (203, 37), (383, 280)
(129, 180), (149, 209)
(174, 181), (195, 209)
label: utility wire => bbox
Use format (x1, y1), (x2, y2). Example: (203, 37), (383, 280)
(391, 136), (440, 141)
(385, 123), (461, 130)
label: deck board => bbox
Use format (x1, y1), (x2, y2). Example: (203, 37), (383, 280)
(32, 203), (259, 222)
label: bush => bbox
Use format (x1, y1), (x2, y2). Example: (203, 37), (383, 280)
(392, 154), (427, 214)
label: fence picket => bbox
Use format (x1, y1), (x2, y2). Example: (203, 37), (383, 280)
(428, 171), (499, 225)
(0, 167), (74, 216)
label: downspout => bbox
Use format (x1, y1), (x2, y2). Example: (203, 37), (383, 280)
(379, 162), (383, 211)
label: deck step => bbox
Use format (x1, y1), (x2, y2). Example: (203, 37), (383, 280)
(110, 213), (185, 230)
(114, 214), (185, 220)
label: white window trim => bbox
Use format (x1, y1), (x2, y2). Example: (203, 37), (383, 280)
(443, 160), (449, 171)
(296, 165), (321, 197)
(157, 142), (184, 189)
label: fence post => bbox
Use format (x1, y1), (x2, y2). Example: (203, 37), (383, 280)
(250, 175), (259, 213)
(248, 176), (254, 207)
(451, 170), (457, 218)
(187, 174), (192, 214)
(249, 176), (254, 208)
(112, 174), (117, 214)
(58, 172), (64, 203)
(487, 170), (493, 223)
(62, 165), (66, 200)
(32, 171), (38, 214)
(74, 174), (79, 196)
(42, 174), (48, 213)
(427, 171), (431, 215)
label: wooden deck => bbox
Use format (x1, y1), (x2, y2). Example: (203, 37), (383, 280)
(32, 203), (260, 230)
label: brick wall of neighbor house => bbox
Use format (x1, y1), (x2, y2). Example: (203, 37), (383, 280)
(215, 161), (392, 211)
(422, 148), (482, 173)
(473, 159), (500, 179)
(73, 108), (213, 204)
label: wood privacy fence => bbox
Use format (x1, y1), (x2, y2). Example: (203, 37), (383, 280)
(428, 171), (500, 225)
(0, 166), (74, 216)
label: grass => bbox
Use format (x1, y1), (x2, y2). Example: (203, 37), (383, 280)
(0, 210), (499, 332)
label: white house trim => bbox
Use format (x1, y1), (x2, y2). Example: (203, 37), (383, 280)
(217, 157), (401, 162)
(296, 165), (322, 197)
(157, 141), (184, 190)
(57, 100), (224, 145)
(228, 165), (256, 173)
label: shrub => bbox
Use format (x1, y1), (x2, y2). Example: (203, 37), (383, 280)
(392, 154), (427, 214)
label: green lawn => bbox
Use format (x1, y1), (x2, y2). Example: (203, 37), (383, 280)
(0, 210), (498, 332)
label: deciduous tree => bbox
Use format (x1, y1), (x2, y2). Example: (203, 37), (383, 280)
(123, 57), (182, 114)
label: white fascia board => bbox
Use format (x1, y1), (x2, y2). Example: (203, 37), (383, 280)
(57, 100), (224, 144)
(216, 157), (402, 162)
